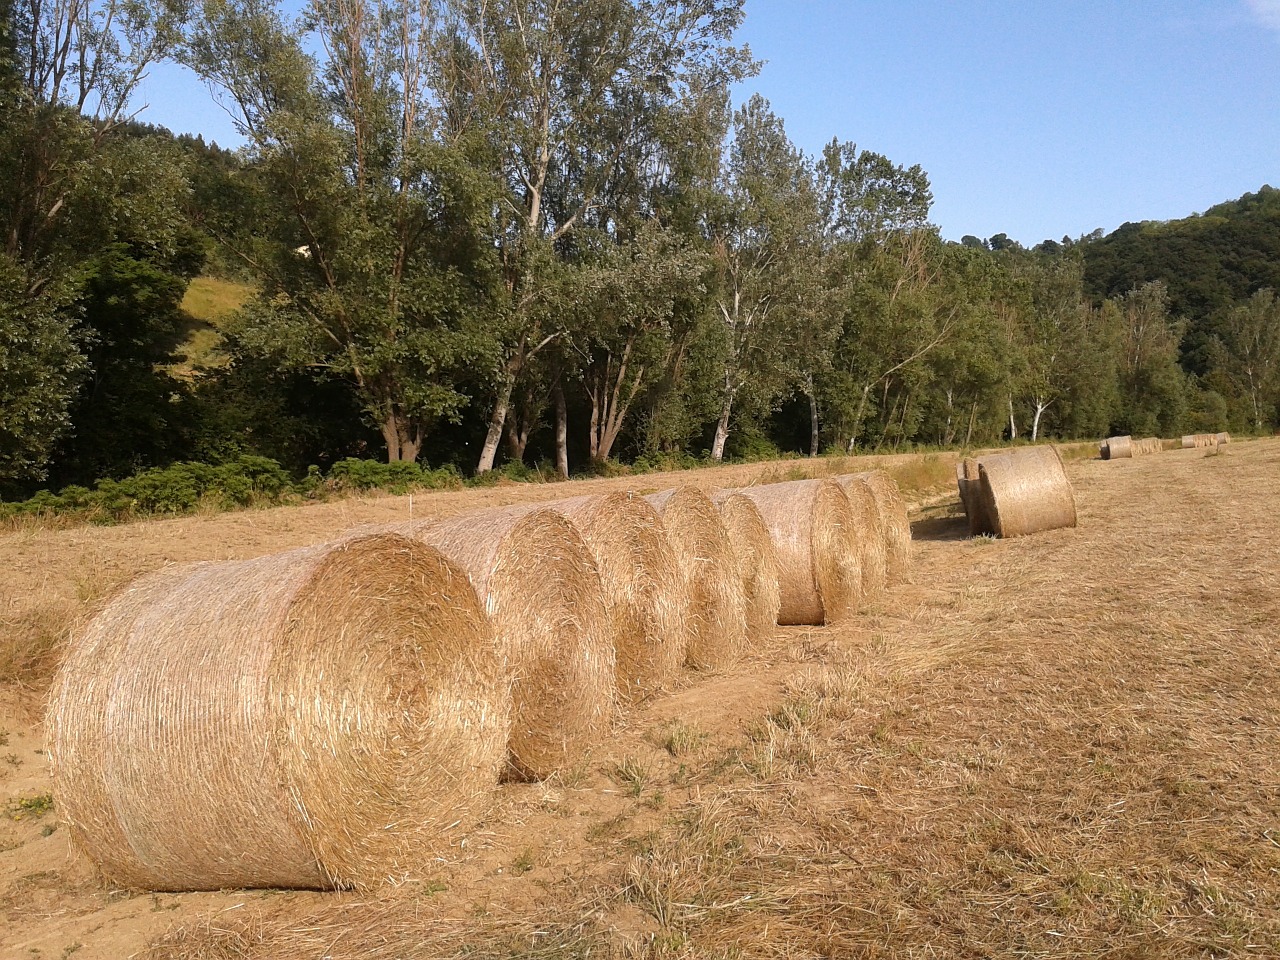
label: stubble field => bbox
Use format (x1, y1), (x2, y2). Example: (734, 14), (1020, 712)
(1, 440), (1277, 959)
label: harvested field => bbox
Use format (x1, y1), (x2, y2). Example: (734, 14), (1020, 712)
(3, 440), (1276, 958)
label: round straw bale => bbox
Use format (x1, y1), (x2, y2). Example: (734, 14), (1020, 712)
(1181, 435), (1196, 449)
(398, 508), (615, 781)
(645, 486), (748, 670)
(976, 446), (1077, 539)
(829, 473), (890, 593)
(1103, 435), (1133, 459)
(848, 470), (912, 582)
(537, 493), (686, 702)
(952, 458), (993, 536)
(736, 478), (861, 626)
(48, 534), (507, 892)
(1216, 432), (1230, 444)
(710, 491), (782, 650)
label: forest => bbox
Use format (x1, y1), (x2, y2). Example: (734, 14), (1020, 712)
(2, 0), (1278, 504)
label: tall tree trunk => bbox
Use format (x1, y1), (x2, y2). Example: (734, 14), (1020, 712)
(806, 375), (820, 457)
(477, 367), (516, 473)
(710, 382), (734, 462)
(381, 409), (421, 463)
(964, 401), (978, 448)
(846, 384), (873, 453)
(1007, 396), (1019, 441)
(553, 379), (569, 479)
(1030, 399), (1049, 441)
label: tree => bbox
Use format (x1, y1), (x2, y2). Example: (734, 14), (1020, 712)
(1216, 289), (1279, 431)
(1111, 281), (1187, 436)
(0, 254), (83, 486)
(703, 94), (817, 461)
(436, 0), (755, 472)
(184, 0), (498, 462)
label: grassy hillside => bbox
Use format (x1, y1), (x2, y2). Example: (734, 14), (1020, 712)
(168, 276), (255, 376)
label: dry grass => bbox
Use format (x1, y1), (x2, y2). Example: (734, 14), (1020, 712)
(133, 440), (1280, 959)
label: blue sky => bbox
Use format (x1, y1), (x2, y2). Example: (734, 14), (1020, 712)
(135, 0), (1280, 247)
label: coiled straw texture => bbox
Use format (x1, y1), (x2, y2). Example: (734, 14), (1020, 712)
(399, 508), (616, 781)
(49, 534), (508, 892)
(737, 479), (861, 626)
(977, 446), (1077, 539)
(847, 470), (912, 583)
(831, 474), (890, 596)
(538, 493), (686, 702)
(710, 491), (782, 650)
(1101, 435), (1133, 460)
(645, 487), (748, 670)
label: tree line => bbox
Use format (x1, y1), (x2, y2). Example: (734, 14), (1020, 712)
(2, 0), (1277, 499)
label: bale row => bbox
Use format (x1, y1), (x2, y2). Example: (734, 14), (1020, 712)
(49, 469), (915, 894)
(955, 447), (1077, 539)
(1182, 433), (1229, 448)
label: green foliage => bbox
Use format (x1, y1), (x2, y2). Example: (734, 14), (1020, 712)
(0, 254), (86, 487)
(324, 458), (462, 494)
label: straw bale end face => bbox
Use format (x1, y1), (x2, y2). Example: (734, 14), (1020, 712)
(710, 491), (782, 650)
(847, 470), (912, 582)
(541, 493), (686, 702)
(738, 478), (860, 626)
(404, 508), (617, 782)
(48, 534), (509, 893)
(976, 447), (1077, 539)
(644, 487), (747, 670)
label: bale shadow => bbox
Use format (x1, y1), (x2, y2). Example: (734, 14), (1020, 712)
(911, 514), (971, 542)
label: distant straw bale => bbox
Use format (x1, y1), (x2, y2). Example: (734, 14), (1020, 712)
(954, 458), (994, 536)
(49, 534), (507, 892)
(848, 470), (912, 582)
(535, 493), (685, 702)
(1101, 435), (1133, 460)
(710, 491), (782, 649)
(1216, 432), (1231, 444)
(400, 508), (615, 781)
(645, 487), (747, 670)
(830, 473), (889, 596)
(977, 446), (1077, 539)
(737, 479), (860, 626)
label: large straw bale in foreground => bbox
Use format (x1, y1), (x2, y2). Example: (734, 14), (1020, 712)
(401, 508), (615, 780)
(1101, 435), (1133, 460)
(976, 446), (1077, 539)
(737, 479), (860, 626)
(49, 535), (507, 892)
(645, 487), (748, 669)
(955, 458), (994, 536)
(538, 493), (686, 701)
(830, 474), (889, 596)
(847, 470), (912, 582)
(710, 491), (782, 649)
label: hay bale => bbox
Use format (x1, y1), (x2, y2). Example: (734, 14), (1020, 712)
(831, 474), (889, 596)
(1102, 435), (1133, 460)
(710, 491), (782, 649)
(1216, 432), (1231, 444)
(48, 534), (507, 892)
(400, 508), (615, 781)
(736, 479), (861, 626)
(953, 458), (994, 536)
(1181, 435), (1196, 449)
(537, 493), (686, 702)
(976, 446), (1077, 539)
(848, 470), (912, 582)
(645, 487), (748, 669)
